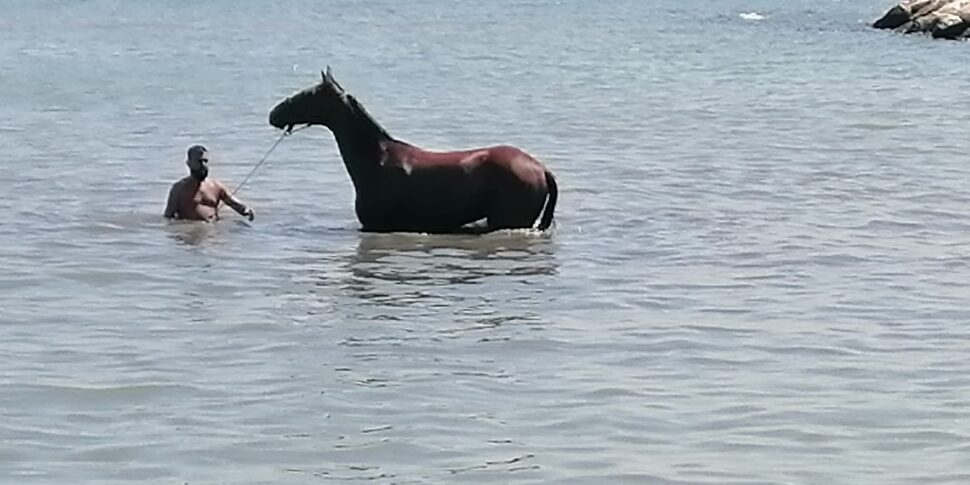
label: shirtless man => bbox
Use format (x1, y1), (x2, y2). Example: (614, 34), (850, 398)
(164, 145), (255, 221)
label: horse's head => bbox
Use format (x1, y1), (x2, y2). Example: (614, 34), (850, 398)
(269, 67), (348, 131)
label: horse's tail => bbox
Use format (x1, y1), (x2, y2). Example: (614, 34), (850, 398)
(537, 170), (558, 231)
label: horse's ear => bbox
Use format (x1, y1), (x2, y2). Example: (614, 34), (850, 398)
(323, 66), (345, 93)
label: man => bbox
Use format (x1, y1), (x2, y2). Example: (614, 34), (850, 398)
(164, 145), (255, 221)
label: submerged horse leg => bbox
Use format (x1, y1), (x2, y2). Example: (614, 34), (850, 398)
(483, 181), (547, 231)
(486, 203), (544, 231)
(480, 151), (551, 231)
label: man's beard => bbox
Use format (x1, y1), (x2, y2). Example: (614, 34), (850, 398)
(190, 166), (209, 181)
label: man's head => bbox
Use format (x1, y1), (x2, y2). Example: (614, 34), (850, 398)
(186, 144), (209, 181)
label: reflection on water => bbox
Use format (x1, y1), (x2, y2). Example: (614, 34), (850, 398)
(337, 231), (558, 341)
(349, 230), (559, 283)
(163, 219), (250, 247)
(279, 230), (559, 319)
(284, 231), (560, 326)
(166, 221), (217, 246)
(356, 230), (556, 255)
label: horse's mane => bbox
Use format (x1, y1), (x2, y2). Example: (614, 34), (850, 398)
(345, 94), (397, 143)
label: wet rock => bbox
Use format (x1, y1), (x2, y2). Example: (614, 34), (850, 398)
(873, 0), (970, 39)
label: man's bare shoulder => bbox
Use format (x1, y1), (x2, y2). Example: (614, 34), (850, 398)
(206, 179), (231, 196)
(170, 176), (192, 191)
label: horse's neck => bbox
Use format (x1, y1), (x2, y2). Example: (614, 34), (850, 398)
(327, 100), (392, 189)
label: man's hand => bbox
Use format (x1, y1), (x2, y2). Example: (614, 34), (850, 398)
(217, 183), (255, 222)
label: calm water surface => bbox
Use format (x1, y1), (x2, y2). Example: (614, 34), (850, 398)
(2, 1), (970, 483)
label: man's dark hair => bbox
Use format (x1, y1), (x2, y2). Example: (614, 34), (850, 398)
(187, 144), (207, 161)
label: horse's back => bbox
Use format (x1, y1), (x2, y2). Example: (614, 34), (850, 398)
(389, 141), (486, 168)
(483, 145), (548, 188)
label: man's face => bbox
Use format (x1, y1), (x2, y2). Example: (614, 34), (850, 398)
(188, 150), (210, 180)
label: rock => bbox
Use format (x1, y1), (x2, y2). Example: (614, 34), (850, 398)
(933, 13), (968, 37)
(873, 4), (913, 29)
(874, 0), (970, 39)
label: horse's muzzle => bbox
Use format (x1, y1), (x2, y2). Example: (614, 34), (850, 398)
(268, 106), (286, 130)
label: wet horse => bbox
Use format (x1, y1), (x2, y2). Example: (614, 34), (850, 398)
(268, 68), (558, 234)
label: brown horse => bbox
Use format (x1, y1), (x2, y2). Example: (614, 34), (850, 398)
(268, 68), (558, 234)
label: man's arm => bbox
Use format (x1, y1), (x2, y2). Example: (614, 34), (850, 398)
(163, 183), (180, 219)
(218, 182), (255, 221)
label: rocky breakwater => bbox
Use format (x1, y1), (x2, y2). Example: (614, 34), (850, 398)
(874, 0), (970, 39)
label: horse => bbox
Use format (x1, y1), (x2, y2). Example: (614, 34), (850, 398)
(268, 68), (558, 234)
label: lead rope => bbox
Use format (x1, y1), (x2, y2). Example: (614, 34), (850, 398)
(231, 125), (309, 196)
